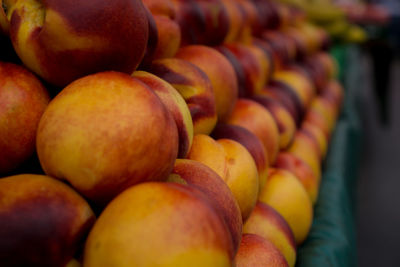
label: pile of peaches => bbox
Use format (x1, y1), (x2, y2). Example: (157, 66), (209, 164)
(0, 0), (344, 266)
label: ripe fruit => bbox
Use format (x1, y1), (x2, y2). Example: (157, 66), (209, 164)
(0, 174), (95, 266)
(259, 168), (313, 244)
(37, 71), (178, 205)
(83, 182), (233, 266)
(235, 233), (289, 267)
(169, 159), (243, 256)
(2, 0), (149, 86)
(0, 62), (49, 174)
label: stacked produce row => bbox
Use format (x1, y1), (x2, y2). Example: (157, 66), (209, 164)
(0, 0), (344, 266)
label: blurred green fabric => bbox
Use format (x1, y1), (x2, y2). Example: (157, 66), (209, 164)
(296, 45), (362, 267)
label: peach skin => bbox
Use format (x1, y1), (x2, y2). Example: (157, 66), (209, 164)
(212, 123), (269, 192)
(187, 134), (259, 221)
(83, 182), (233, 266)
(149, 57), (217, 135)
(133, 71), (193, 158)
(176, 45), (238, 122)
(168, 159), (243, 257)
(223, 43), (270, 97)
(259, 168), (313, 245)
(235, 233), (289, 267)
(275, 152), (319, 204)
(36, 72), (179, 206)
(227, 99), (280, 165)
(0, 174), (95, 266)
(243, 202), (297, 267)
(251, 94), (296, 150)
(3, 0), (149, 86)
(0, 62), (50, 174)
(287, 130), (322, 183)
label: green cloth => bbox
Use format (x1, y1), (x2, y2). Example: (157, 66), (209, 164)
(296, 45), (362, 267)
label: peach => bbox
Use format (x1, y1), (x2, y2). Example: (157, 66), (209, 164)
(251, 94), (296, 150)
(285, 26), (309, 61)
(227, 99), (280, 165)
(321, 79), (344, 109)
(211, 123), (269, 191)
(221, 0), (245, 43)
(132, 71), (193, 158)
(172, 0), (229, 46)
(223, 43), (270, 96)
(272, 70), (316, 111)
(243, 202), (296, 267)
(0, 62), (49, 174)
(215, 45), (248, 97)
(168, 159), (243, 256)
(235, 233), (289, 267)
(304, 108), (331, 140)
(187, 134), (259, 221)
(259, 168), (313, 244)
(83, 182), (233, 266)
(260, 82), (303, 126)
(3, 0), (149, 86)
(142, 0), (176, 17)
(139, 8), (159, 69)
(176, 45), (238, 122)
(149, 58), (217, 135)
(287, 130), (322, 183)
(0, 174), (95, 266)
(261, 31), (291, 69)
(300, 56), (330, 93)
(315, 52), (338, 80)
(252, 38), (275, 80)
(302, 121), (328, 160)
(275, 152), (319, 204)
(36, 72), (178, 205)
(153, 15), (181, 59)
(310, 96), (338, 133)
(235, 0), (259, 44)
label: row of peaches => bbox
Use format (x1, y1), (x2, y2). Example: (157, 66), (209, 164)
(0, 0), (342, 266)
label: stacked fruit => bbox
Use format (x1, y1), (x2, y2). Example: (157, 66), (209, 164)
(0, 0), (344, 266)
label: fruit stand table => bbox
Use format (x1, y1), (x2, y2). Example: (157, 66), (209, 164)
(296, 44), (363, 267)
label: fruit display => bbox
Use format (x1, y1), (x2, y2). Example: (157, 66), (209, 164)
(0, 0), (345, 266)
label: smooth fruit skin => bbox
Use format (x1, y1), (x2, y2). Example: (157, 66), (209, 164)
(251, 94), (296, 150)
(133, 71), (193, 158)
(36, 71), (178, 205)
(259, 168), (313, 245)
(244, 202), (297, 267)
(187, 134), (259, 221)
(0, 62), (49, 174)
(149, 58), (217, 135)
(83, 182), (233, 267)
(169, 159), (243, 257)
(4, 0), (148, 86)
(176, 45), (238, 122)
(227, 99), (280, 165)
(211, 123), (269, 193)
(235, 234), (289, 267)
(0, 174), (95, 266)
(274, 152), (319, 204)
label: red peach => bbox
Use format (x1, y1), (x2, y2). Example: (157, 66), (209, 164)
(0, 62), (49, 174)
(176, 45), (238, 122)
(0, 174), (95, 266)
(3, 0), (149, 86)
